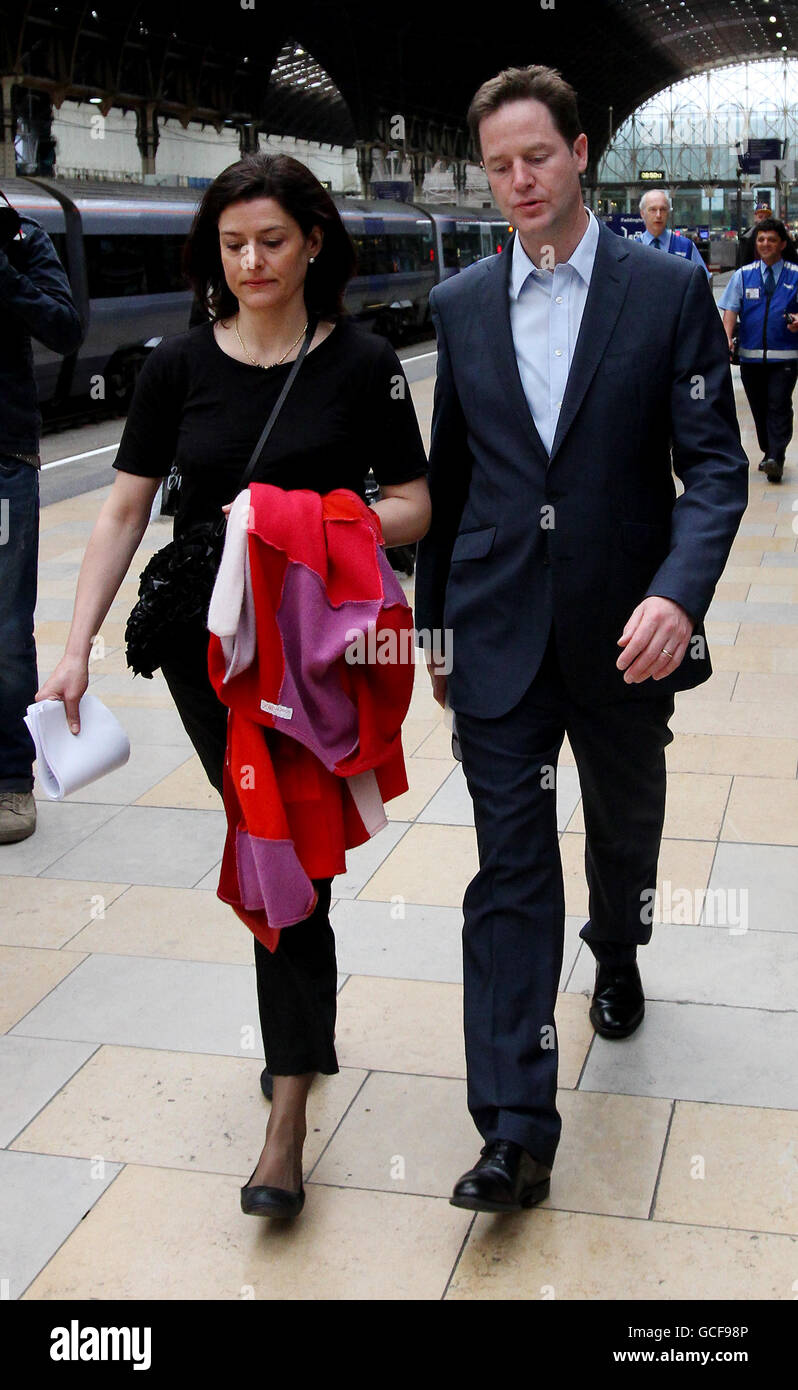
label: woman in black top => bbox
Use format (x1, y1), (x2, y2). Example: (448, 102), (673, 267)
(37, 153), (430, 1220)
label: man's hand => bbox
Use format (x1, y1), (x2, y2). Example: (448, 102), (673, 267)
(617, 596), (694, 683)
(426, 656), (447, 708)
(787, 313), (798, 333)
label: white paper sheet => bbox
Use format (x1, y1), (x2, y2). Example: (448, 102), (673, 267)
(24, 694), (131, 800)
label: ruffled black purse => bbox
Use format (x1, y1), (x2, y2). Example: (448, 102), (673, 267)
(125, 320), (316, 679)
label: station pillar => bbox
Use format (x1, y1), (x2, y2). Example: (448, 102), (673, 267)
(1, 76), (19, 179)
(356, 141), (374, 197)
(135, 101), (159, 177)
(412, 151), (426, 201)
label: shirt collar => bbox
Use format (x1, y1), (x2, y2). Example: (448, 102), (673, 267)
(510, 206), (600, 299)
(759, 258), (783, 278)
(642, 227), (671, 248)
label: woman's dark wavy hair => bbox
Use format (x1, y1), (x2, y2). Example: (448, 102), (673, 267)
(183, 152), (356, 320)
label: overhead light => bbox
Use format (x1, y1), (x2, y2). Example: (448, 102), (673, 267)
(769, 14), (777, 21)
(89, 96), (102, 104)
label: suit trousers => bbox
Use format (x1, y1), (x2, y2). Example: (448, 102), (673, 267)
(453, 629), (675, 1169)
(740, 361), (798, 463)
(160, 630), (339, 1076)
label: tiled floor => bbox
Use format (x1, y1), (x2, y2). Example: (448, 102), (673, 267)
(3, 368), (798, 1301)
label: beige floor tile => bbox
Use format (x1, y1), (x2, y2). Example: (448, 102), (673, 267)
(666, 732), (798, 777)
(446, 1206), (798, 1300)
(550, 1091), (672, 1218)
(22, 1164), (469, 1300)
(684, 671), (737, 702)
(731, 536), (795, 554)
(66, 884), (252, 962)
(332, 976), (592, 1089)
(704, 621), (740, 644)
(713, 582), (750, 602)
(335, 975), (466, 1077)
(311, 1077), (670, 1219)
(559, 835), (714, 922)
(654, 1101), (798, 1235)
(722, 777), (798, 845)
(0, 945), (87, 1032)
(747, 584), (796, 604)
(566, 772), (730, 840)
(135, 756), (219, 810)
(386, 757), (454, 821)
(724, 566), (798, 587)
(412, 719), (457, 759)
(710, 645), (798, 674)
(12, 1045), (368, 1176)
(552, 991), (595, 1089)
(734, 623), (798, 647)
(357, 823), (478, 906)
(671, 700), (798, 738)
(311, 1071), (474, 1196)
(733, 673), (798, 705)
(400, 717), (442, 756)
(33, 619), (128, 649)
(0, 877), (128, 948)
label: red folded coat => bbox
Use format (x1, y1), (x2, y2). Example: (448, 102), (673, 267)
(207, 484), (415, 951)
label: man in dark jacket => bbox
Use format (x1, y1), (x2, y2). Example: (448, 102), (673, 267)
(0, 195), (83, 843)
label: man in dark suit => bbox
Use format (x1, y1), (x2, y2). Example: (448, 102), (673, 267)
(414, 65), (749, 1214)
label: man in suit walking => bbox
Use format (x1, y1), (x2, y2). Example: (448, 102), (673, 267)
(414, 65), (748, 1214)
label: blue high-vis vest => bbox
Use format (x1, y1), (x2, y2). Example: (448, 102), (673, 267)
(667, 231), (694, 259)
(738, 261), (798, 361)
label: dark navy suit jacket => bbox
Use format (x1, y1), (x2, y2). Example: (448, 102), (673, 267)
(414, 220), (749, 718)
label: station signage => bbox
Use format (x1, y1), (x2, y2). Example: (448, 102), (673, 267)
(639, 170), (664, 180)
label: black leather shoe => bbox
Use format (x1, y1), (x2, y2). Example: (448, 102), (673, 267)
(590, 962), (645, 1039)
(764, 457), (784, 483)
(260, 1068), (273, 1100)
(758, 456), (768, 471)
(450, 1139), (551, 1213)
(240, 1168), (305, 1219)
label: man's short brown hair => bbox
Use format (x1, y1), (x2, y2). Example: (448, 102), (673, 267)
(467, 65), (583, 155)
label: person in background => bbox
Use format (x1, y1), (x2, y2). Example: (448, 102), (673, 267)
(635, 189), (710, 276)
(0, 190), (83, 845)
(720, 216), (798, 484)
(737, 202), (772, 268)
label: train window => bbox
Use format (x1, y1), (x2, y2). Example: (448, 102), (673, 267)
(454, 226), (483, 268)
(351, 228), (432, 277)
(442, 232), (459, 269)
(84, 234), (189, 298)
(85, 235), (146, 297)
(351, 233), (394, 277)
(488, 224), (510, 254)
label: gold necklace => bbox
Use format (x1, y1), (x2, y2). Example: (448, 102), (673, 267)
(234, 314), (308, 369)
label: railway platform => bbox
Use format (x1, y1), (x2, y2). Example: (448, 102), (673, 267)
(2, 367), (798, 1301)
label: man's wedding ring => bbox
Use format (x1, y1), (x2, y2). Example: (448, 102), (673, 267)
(661, 648), (674, 658)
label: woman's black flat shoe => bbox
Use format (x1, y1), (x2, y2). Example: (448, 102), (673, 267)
(240, 1169), (305, 1219)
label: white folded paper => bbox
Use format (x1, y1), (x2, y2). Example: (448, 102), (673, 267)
(24, 694), (131, 800)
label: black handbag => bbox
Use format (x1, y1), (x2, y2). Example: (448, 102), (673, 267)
(125, 318), (317, 679)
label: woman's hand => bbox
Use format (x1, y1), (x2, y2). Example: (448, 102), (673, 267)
(222, 502), (233, 515)
(35, 656), (90, 734)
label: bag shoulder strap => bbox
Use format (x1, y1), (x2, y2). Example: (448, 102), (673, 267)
(238, 316), (318, 490)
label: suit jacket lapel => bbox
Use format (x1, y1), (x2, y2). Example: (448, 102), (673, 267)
(549, 222), (632, 461)
(482, 233), (549, 466)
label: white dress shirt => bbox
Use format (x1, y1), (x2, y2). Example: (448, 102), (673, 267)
(509, 206), (600, 454)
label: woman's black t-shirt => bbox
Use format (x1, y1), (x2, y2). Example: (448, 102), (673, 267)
(112, 317), (428, 534)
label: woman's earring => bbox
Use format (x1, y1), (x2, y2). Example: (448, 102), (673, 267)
(308, 256), (316, 263)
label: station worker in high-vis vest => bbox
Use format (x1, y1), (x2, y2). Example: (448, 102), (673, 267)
(719, 216), (798, 484)
(634, 188), (710, 276)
